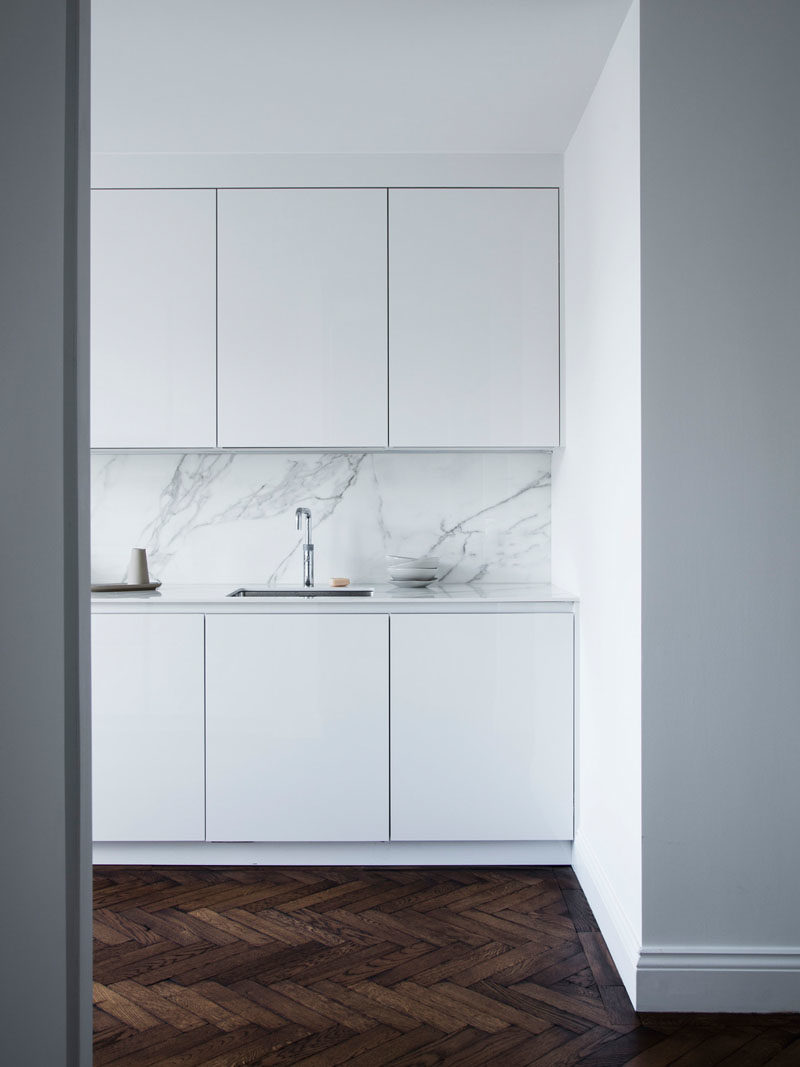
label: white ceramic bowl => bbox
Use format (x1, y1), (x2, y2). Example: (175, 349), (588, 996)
(388, 563), (439, 580)
(388, 566), (438, 581)
(390, 578), (437, 588)
(386, 556), (440, 569)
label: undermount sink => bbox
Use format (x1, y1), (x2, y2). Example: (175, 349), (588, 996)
(228, 587), (374, 598)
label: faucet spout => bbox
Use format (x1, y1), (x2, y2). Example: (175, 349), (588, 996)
(294, 507), (314, 587)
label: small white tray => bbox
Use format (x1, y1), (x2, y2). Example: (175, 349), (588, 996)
(91, 581), (162, 593)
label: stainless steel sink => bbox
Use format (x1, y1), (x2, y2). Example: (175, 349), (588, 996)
(228, 587), (374, 598)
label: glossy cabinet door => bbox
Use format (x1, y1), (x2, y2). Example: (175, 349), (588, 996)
(91, 614), (206, 841)
(389, 188), (559, 448)
(91, 189), (217, 448)
(218, 189), (388, 448)
(391, 613), (573, 841)
(205, 614), (389, 841)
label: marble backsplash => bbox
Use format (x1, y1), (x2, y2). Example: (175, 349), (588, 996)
(91, 452), (551, 585)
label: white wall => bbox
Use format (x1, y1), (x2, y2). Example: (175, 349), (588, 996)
(0, 0), (91, 1062)
(638, 0), (800, 1011)
(89, 0), (630, 189)
(552, 0), (641, 996)
(91, 0), (631, 156)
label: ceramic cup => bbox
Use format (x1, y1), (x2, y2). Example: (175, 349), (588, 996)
(126, 547), (150, 585)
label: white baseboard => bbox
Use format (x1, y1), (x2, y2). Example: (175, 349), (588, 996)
(93, 839), (573, 867)
(573, 833), (800, 1012)
(637, 947), (800, 1013)
(571, 831), (641, 1001)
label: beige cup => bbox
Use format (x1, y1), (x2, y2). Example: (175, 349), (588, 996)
(126, 548), (150, 585)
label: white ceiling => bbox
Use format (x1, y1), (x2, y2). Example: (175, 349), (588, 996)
(92, 0), (633, 156)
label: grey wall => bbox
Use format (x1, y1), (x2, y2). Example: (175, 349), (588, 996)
(640, 0), (800, 996)
(0, 1), (91, 1063)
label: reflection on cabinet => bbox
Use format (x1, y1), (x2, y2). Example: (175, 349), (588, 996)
(205, 614), (389, 841)
(217, 189), (388, 448)
(91, 614), (205, 841)
(90, 189), (217, 448)
(390, 613), (573, 841)
(389, 188), (560, 448)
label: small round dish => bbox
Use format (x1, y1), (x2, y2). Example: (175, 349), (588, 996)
(390, 577), (437, 588)
(387, 567), (438, 581)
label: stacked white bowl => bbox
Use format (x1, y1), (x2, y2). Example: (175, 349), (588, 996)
(386, 555), (440, 588)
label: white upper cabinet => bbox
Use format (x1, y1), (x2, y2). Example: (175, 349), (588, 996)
(91, 186), (559, 450)
(90, 189), (217, 448)
(388, 188), (560, 448)
(217, 189), (388, 449)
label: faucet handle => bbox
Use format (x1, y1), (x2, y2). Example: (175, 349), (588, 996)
(295, 507), (312, 542)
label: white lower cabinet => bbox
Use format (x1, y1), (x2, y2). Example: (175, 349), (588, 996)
(390, 613), (574, 841)
(205, 614), (389, 842)
(91, 614), (206, 841)
(92, 608), (574, 849)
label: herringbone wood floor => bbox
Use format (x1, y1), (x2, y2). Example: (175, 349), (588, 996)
(94, 866), (800, 1065)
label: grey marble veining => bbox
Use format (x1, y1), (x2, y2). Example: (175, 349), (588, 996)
(91, 452), (551, 585)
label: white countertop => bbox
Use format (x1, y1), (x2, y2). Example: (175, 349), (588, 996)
(91, 582), (577, 612)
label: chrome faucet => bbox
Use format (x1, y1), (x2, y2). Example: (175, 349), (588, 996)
(295, 507), (314, 587)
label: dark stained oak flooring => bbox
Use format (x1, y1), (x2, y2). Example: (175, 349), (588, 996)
(93, 866), (800, 1065)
